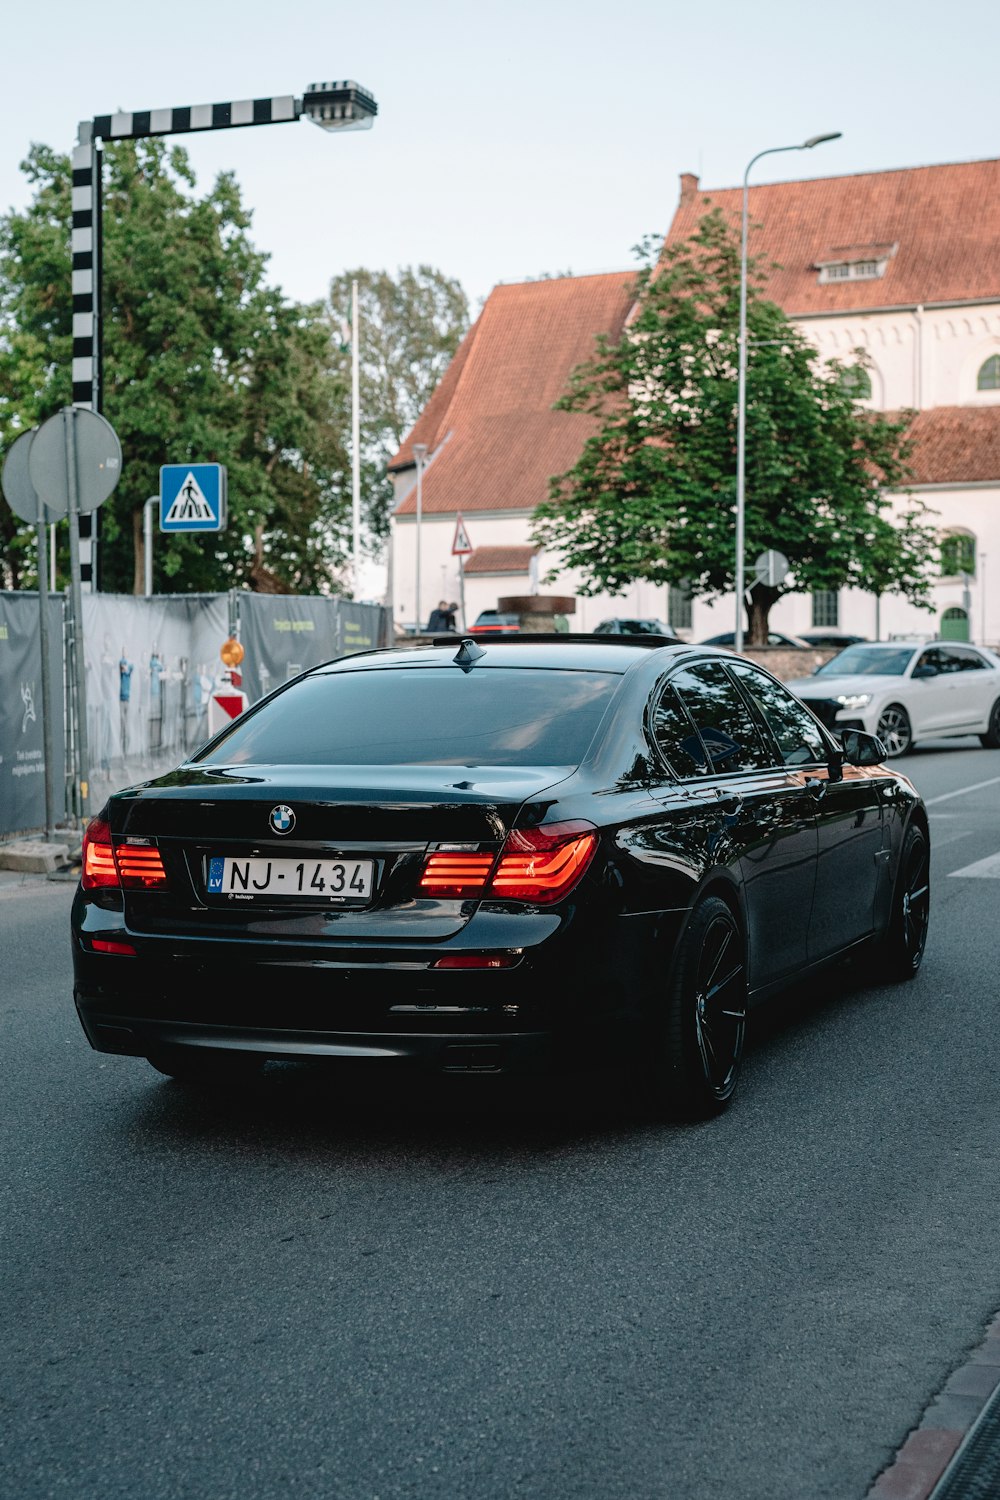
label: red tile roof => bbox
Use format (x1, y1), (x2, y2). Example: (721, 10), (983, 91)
(391, 272), (636, 515)
(903, 406), (1000, 485)
(463, 545), (537, 575)
(665, 159), (1000, 314)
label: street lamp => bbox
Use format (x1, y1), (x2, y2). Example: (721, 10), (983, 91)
(70, 80), (377, 589)
(734, 131), (841, 653)
(412, 443), (428, 631)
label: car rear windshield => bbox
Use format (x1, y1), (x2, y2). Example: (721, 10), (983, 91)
(194, 667), (620, 767)
(814, 646), (915, 677)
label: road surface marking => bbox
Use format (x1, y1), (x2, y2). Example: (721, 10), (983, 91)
(931, 831), (974, 850)
(948, 852), (1000, 879)
(925, 775), (1000, 807)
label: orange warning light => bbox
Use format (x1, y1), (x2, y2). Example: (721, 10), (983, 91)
(220, 637), (245, 668)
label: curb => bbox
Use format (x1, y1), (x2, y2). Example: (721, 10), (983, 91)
(869, 1312), (1000, 1499)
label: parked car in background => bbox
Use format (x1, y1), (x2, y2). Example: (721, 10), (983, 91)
(700, 629), (811, 650)
(468, 610), (521, 636)
(72, 637), (930, 1120)
(798, 629), (868, 649)
(593, 618), (680, 639)
(787, 640), (1000, 755)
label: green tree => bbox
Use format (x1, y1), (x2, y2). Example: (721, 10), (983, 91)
(533, 212), (938, 644)
(326, 267), (469, 542)
(0, 140), (350, 593)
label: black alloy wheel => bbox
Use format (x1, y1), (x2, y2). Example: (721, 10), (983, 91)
(881, 823), (930, 981)
(980, 698), (1000, 749)
(650, 895), (748, 1119)
(145, 1044), (264, 1086)
(876, 704), (914, 757)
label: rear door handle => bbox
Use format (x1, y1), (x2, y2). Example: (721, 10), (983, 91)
(716, 790), (744, 817)
(805, 778), (827, 801)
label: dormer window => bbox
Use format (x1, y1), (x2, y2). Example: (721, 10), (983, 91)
(819, 258), (885, 284)
(815, 242), (897, 286)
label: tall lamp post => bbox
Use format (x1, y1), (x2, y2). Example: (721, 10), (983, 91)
(412, 443), (427, 631)
(70, 81), (377, 591)
(734, 131), (841, 653)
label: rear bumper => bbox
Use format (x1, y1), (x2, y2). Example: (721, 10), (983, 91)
(71, 901), (675, 1073)
(74, 1007), (555, 1073)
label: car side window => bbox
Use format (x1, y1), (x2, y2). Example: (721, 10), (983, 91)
(730, 663), (828, 767)
(916, 647), (953, 675)
(650, 683), (708, 778)
(944, 647), (986, 672)
(669, 662), (771, 774)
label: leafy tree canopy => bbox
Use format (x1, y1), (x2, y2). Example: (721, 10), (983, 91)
(326, 267), (469, 542)
(533, 210), (938, 643)
(0, 140), (349, 593)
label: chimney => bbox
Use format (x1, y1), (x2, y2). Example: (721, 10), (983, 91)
(679, 172), (699, 203)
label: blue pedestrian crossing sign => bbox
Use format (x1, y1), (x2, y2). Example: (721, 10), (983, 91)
(159, 464), (227, 532)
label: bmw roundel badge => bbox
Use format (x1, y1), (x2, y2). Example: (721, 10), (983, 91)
(269, 804), (296, 836)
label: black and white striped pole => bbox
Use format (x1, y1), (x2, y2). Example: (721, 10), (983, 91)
(70, 81), (377, 590)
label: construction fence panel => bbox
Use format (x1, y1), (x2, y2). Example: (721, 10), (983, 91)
(0, 591), (66, 836)
(235, 595), (391, 703)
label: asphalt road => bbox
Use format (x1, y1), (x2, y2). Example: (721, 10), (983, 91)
(3, 742), (1000, 1500)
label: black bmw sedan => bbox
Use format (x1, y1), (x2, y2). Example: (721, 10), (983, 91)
(72, 638), (929, 1118)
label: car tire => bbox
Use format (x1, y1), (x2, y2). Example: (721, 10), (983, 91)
(879, 823), (930, 982)
(979, 698), (1000, 749)
(145, 1044), (264, 1086)
(876, 704), (914, 757)
(645, 895), (747, 1119)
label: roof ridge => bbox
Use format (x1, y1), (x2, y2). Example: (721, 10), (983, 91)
(695, 155), (1000, 197)
(492, 268), (634, 290)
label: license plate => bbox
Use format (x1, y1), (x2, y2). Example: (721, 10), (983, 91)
(207, 856), (375, 901)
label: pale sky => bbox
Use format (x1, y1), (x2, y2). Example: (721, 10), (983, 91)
(3, 0), (998, 314)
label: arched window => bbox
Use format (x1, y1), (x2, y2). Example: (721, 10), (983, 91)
(940, 531), (976, 577)
(839, 364), (872, 400)
(978, 355), (1000, 391)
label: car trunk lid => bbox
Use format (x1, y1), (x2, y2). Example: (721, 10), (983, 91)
(111, 763), (571, 942)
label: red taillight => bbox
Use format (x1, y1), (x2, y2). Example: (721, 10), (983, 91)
(419, 852), (496, 898)
(91, 939), (137, 956)
(490, 821), (598, 904)
(432, 954), (516, 969)
(115, 842), (167, 889)
(81, 821), (167, 890)
(82, 817), (118, 889)
(418, 821), (598, 907)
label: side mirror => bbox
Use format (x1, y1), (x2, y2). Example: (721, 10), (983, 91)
(912, 663), (938, 679)
(840, 728), (885, 766)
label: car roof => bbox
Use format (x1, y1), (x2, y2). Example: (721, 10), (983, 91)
(312, 636), (697, 676)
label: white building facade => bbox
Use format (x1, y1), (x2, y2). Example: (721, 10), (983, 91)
(390, 160), (1000, 647)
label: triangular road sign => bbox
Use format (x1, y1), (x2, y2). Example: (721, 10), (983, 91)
(452, 512), (473, 556)
(164, 470), (215, 524)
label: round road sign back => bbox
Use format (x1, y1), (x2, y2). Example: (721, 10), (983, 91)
(753, 549), (790, 589)
(1, 429), (47, 524)
(28, 407), (122, 516)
